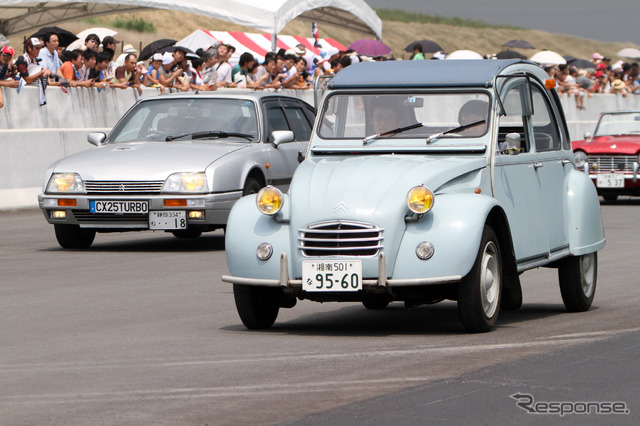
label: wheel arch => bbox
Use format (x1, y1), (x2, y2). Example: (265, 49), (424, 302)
(485, 206), (517, 279)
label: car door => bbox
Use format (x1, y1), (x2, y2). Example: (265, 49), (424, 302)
(529, 83), (570, 256)
(263, 99), (312, 191)
(493, 78), (549, 266)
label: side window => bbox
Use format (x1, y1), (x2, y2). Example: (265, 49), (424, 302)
(284, 105), (312, 141)
(531, 86), (561, 152)
(266, 105), (289, 142)
(498, 82), (530, 153)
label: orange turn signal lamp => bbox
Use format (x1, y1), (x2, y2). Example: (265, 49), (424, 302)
(545, 79), (556, 89)
(164, 199), (187, 207)
(57, 199), (77, 207)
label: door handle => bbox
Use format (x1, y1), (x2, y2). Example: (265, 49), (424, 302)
(533, 162), (544, 170)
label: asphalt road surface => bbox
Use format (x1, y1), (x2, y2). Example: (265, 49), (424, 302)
(1, 201), (638, 425)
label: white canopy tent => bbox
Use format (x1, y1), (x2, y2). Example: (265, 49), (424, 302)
(0, 0), (382, 49)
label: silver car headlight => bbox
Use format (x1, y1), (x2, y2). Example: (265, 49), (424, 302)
(46, 173), (85, 193)
(163, 172), (209, 193)
(574, 151), (588, 169)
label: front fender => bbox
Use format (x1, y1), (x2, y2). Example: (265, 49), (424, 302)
(225, 194), (292, 279)
(392, 194), (500, 280)
(565, 169), (606, 254)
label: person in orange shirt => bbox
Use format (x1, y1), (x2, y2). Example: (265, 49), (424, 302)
(57, 50), (92, 87)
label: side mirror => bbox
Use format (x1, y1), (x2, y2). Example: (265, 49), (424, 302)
(271, 130), (295, 147)
(583, 132), (592, 140)
(88, 132), (106, 146)
(500, 132), (521, 155)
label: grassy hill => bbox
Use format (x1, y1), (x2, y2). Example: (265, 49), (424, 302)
(8, 8), (639, 62)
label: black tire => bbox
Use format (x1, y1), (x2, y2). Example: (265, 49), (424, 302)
(54, 224), (96, 248)
(602, 194), (618, 202)
(500, 274), (523, 311)
(362, 296), (390, 310)
(171, 229), (202, 239)
(233, 284), (280, 329)
(458, 226), (502, 333)
(558, 252), (597, 312)
(243, 177), (262, 196)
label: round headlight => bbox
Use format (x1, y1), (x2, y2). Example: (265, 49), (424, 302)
(256, 242), (273, 260)
(574, 151), (587, 169)
(416, 241), (435, 260)
(256, 186), (283, 216)
(406, 185), (434, 214)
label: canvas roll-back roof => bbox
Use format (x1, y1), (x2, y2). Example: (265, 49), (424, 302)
(328, 59), (528, 89)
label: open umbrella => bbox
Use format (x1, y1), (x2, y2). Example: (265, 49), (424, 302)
(617, 47), (640, 59)
(496, 50), (526, 60)
(404, 40), (443, 53)
(446, 50), (483, 60)
(502, 39), (535, 49)
(348, 39), (391, 57)
(568, 58), (596, 69)
(67, 27), (117, 50)
(529, 50), (566, 65)
(139, 39), (176, 61)
(29, 26), (78, 48)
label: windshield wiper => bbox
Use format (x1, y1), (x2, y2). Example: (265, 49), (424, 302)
(363, 122), (425, 145)
(425, 120), (486, 144)
(165, 131), (253, 141)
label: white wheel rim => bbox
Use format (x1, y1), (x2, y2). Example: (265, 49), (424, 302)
(581, 253), (596, 298)
(480, 241), (500, 318)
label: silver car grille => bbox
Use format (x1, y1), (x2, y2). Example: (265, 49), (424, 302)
(587, 155), (636, 173)
(299, 220), (384, 257)
(84, 180), (164, 193)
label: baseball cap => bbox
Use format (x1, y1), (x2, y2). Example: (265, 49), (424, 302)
(162, 51), (173, 65)
(597, 63), (606, 70)
(1, 45), (15, 56)
(102, 36), (120, 45)
(592, 52), (603, 60)
(30, 37), (44, 48)
(152, 53), (163, 61)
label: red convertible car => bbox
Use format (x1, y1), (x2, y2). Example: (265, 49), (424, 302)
(572, 111), (640, 201)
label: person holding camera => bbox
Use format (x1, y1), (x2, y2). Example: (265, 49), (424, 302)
(15, 38), (51, 84)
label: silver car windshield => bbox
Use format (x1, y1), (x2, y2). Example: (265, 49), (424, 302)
(318, 92), (490, 141)
(594, 112), (640, 136)
(108, 98), (259, 143)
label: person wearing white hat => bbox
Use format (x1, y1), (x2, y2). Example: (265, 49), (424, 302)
(146, 53), (165, 94)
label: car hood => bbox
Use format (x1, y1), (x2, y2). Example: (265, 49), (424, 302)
(50, 141), (248, 180)
(573, 135), (640, 155)
(289, 154), (486, 225)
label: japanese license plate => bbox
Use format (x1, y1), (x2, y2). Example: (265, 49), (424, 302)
(596, 173), (624, 188)
(90, 200), (148, 214)
(302, 260), (362, 292)
(149, 211), (187, 230)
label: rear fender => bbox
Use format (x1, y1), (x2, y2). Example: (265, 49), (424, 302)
(565, 169), (606, 255)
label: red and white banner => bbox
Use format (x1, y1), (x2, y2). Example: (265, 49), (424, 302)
(177, 30), (346, 65)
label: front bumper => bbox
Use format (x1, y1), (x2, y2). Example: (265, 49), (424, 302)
(221, 252), (462, 288)
(38, 191), (242, 229)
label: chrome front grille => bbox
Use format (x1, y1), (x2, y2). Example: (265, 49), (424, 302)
(84, 181), (164, 193)
(299, 221), (383, 257)
(587, 155), (636, 173)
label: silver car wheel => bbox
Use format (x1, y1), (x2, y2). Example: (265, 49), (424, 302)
(480, 241), (500, 318)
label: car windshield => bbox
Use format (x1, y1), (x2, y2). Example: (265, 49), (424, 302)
(594, 112), (640, 136)
(108, 98), (259, 143)
(318, 92), (490, 142)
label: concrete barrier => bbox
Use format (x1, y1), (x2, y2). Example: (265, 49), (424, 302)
(0, 84), (638, 210)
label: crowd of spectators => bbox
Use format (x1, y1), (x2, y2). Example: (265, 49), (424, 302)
(542, 53), (640, 109)
(1, 28), (640, 111)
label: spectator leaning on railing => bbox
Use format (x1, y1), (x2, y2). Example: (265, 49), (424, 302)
(0, 46), (19, 88)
